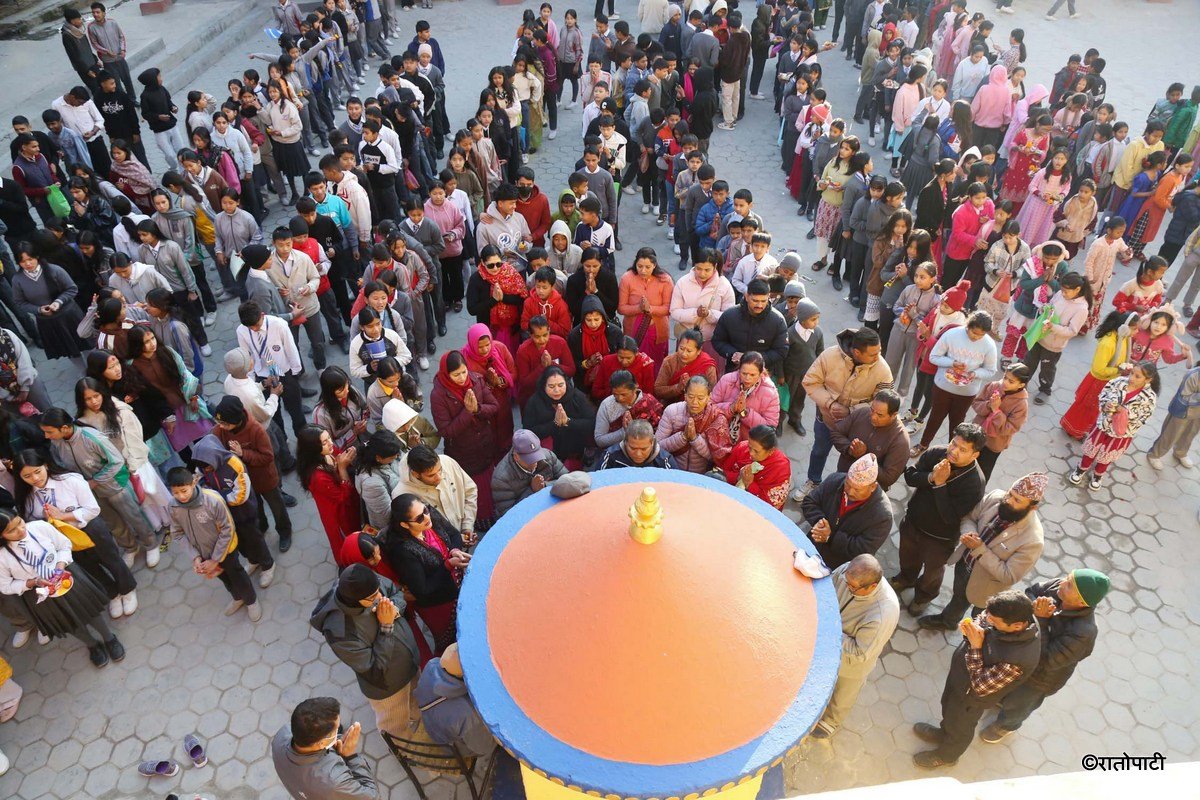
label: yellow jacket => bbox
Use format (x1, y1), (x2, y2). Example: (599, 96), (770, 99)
(1088, 331), (1129, 381)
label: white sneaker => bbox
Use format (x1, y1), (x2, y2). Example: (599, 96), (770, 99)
(1177, 455), (1196, 469)
(145, 546), (160, 569)
(665, 228), (675, 240)
(108, 598), (124, 619)
(259, 565), (276, 589)
(520, 154), (529, 164)
(1069, 12), (1081, 18)
(1044, 14), (1057, 20)
(548, 130), (557, 140)
(1148, 456), (1165, 470)
(868, 137), (877, 147)
(37, 632), (49, 645)
(247, 602), (263, 622)
(121, 591), (138, 616)
(418, 355), (430, 370)
(122, 550), (136, 569)
(750, 93), (766, 100)
(200, 344), (213, 357)
(673, 244), (681, 255)
(642, 203), (651, 214)
(622, 185), (638, 196)
(717, 121), (736, 131)
(565, 100), (575, 110)
(0, 746), (8, 777)
(790, 480), (819, 503)
(905, 419), (925, 434)
(224, 599), (245, 616)
(12, 629), (30, 648)
(203, 312), (216, 327)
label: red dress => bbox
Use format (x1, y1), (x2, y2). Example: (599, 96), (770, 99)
(307, 467), (362, 559)
(723, 443), (793, 510)
(999, 129), (1051, 212)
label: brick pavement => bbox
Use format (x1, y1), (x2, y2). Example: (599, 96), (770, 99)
(0, 1), (1197, 798)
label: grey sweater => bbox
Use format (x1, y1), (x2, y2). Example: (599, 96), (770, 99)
(271, 724), (379, 800)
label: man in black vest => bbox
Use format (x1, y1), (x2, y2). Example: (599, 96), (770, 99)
(912, 589), (1041, 767)
(980, 569), (1110, 743)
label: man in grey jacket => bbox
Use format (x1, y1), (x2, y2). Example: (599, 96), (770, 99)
(814, 554), (899, 738)
(87, 3), (136, 100)
(272, 696), (379, 799)
(491, 429), (567, 516)
(310, 564), (421, 737)
(414, 643), (494, 757)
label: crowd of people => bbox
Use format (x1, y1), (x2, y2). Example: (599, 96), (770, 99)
(0, 0), (1196, 792)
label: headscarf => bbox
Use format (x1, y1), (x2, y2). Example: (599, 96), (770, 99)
(475, 258), (527, 331)
(579, 295), (612, 361)
(435, 352), (472, 402)
(462, 322), (515, 391)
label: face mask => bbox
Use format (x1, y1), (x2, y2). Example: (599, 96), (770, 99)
(517, 186), (532, 200)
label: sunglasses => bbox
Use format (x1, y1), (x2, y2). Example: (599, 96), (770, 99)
(409, 509), (431, 523)
(484, 260), (502, 268)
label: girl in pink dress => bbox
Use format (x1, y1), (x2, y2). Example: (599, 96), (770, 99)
(1080, 216), (1132, 334)
(1015, 149), (1072, 246)
(999, 117), (1053, 213)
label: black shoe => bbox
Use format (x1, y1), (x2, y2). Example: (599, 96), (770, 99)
(848, 295), (861, 308)
(438, 324), (447, 337)
(104, 636), (126, 663)
(912, 723), (946, 744)
(917, 614), (956, 631)
(832, 277), (844, 291)
(427, 342), (437, 355)
(286, 192), (301, 206)
(806, 228), (817, 240)
(281, 491), (299, 508)
(452, 301), (463, 313)
(806, 210), (816, 221)
(279, 532), (293, 553)
(300, 385), (318, 398)
(853, 117), (865, 124)
(913, 750), (957, 769)
(615, 240), (623, 251)
(89, 643), (110, 667)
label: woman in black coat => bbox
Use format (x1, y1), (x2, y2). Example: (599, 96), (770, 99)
(521, 365), (595, 469)
(383, 493), (468, 653)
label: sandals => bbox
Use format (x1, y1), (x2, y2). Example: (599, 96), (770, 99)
(138, 760), (180, 778)
(811, 259), (827, 272)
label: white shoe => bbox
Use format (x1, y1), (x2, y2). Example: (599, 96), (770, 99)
(1069, 12), (1081, 18)
(790, 480), (819, 503)
(673, 244), (681, 255)
(418, 355), (430, 370)
(0, 746), (8, 777)
(565, 101), (575, 110)
(548, 130), (557, 140)
(145, 546), (160, 569)
(37, 632), (50, 645)
(247, 602), (263, 622)
(1148, 456), (1164, 470)
(665, 228), (675, 240)
(868, 137), (877, 147)
(1177, 455), (1196, 469)
(622, 185), (638, 196)
(717, 121), (736, 131)
(642, 203), (651, 214)
(337, 103), (346, 110)
(1044, 14), (1057, 20)
(200, 344), (213, 357)
(259, 565), (276, 589)
(108, 598), (124, 619)
(224, 599), (245, 616)
(203, 312), (216, 327)
(520, 154), (529, 164)
(121, 591), (139, 616)
(122, 550), (136, 569)
(750, 93), (766, 100)
(12, 630), (30, 648)
(905, 419), (925, 434)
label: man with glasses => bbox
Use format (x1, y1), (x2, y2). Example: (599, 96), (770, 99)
(310, 564), (421, 737)
(811, 554), (899, 740)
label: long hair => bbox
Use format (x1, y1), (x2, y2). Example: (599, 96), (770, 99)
(11, 449), (74, 519)
(294, 426), (331, 492)
(126, 327), (183, 388)
(354, 429), (402, 477)
(878, 209), (914, 245)
(1058, 271), (1093, 311)
(317, 366), (365, 432)
(1093, 310), (1132, 341)
(74, 377), (121, 432)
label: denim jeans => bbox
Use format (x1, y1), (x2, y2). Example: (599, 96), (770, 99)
(806, 415), (834, 484)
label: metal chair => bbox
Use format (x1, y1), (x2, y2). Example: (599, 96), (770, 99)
(380, 730), (498, 800)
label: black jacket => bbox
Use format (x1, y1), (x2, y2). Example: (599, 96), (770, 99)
(717, 30), (752, 84)
(1022, 580), (1098, 693)
(61, 24), (99, 77)
(688, 68), (720, 140)
(945, 621), (1041, 707)
(902, 446), (985, 541)
(382, 507), (464, 607)
(802, 473), (894, 569)
(138, 68), (178, 133)
(563, 268), (619, 324)
(712, 302), (790, 378)
(464, 271), (524, 333)
(95, 85), (142, 140)
(0, 177), (39, 241)
(914, 177), (950, 235)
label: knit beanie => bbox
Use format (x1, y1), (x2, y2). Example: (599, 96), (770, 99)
(241, 244), (271, 271)
(224, 349), (253, 379)
(337, 564), (381, 604)
(783, 279), (806, 299)
(213, 396), (247, 426)
(780, 252), (803, 275)
(1071, 569), (1110, 607)
(794, 298), (820, 323)
(942, 279), (971, 312)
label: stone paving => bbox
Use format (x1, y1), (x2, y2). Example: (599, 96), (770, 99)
(0, 0), (1198, 798)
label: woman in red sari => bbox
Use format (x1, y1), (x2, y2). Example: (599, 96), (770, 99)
(466, 244), (528, 353)
(999, 115), (1053, 214)
(722, 424), (792, 510)
(462, 322), (516, 452)
(383, 494), (470, 655)
(295, 426), (362, 559)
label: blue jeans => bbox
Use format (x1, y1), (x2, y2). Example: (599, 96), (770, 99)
(807, 416), (834, 484)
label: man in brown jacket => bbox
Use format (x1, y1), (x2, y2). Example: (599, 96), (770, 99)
(799, 327), (894, 498)
(829, 388), (910, 490)
(213, 396), (295, 552)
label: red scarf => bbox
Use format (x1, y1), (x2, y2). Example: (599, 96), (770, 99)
(675, 350), (716, 383)
(581, 322), (611, 360)
(476, 261), (527, 331)
(435, 352), (472, 402)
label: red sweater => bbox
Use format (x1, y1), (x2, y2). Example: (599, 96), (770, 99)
(516, 188), (552, 247)
(521, 289), (573, 337)
(515, 335), (576, 407)
(591, 351), (656, 402)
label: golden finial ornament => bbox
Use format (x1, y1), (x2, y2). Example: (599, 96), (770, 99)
(628, 486), (663, 545)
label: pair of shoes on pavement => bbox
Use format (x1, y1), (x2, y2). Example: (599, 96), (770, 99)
(138, 735), (209, 779)
(88, 635), (125, 667)
(108, 591), (139, 619)
(224, 598), (263, 622)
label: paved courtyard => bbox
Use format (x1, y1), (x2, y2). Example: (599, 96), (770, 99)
(0, 0), (1198, 798)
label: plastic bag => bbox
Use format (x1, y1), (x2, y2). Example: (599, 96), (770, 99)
(46, 185), (70, 218)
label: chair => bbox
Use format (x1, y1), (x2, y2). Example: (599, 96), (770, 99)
(381, 730), (499, 800)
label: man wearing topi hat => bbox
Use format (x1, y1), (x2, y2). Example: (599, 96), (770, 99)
(980, 569), (1110, 743)
(918, 472), (1046, 631)
(800, 452), (894, 570)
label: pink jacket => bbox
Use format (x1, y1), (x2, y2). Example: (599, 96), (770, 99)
(1001, 84), (1049, 155)
(422, 197), (466, 258)
(891, 82), (923, 133)
(970, 66), (1013, 129)
(711, 372), (781, 438)
(946, 199), (996, 261)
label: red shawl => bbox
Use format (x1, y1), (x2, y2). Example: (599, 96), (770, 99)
(477, 261), (527, 331)
(463, 322), (515, 396)
(675, 350), (717, 384)
(435, 352), (472, 402)
(723, 442), (792, 510)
